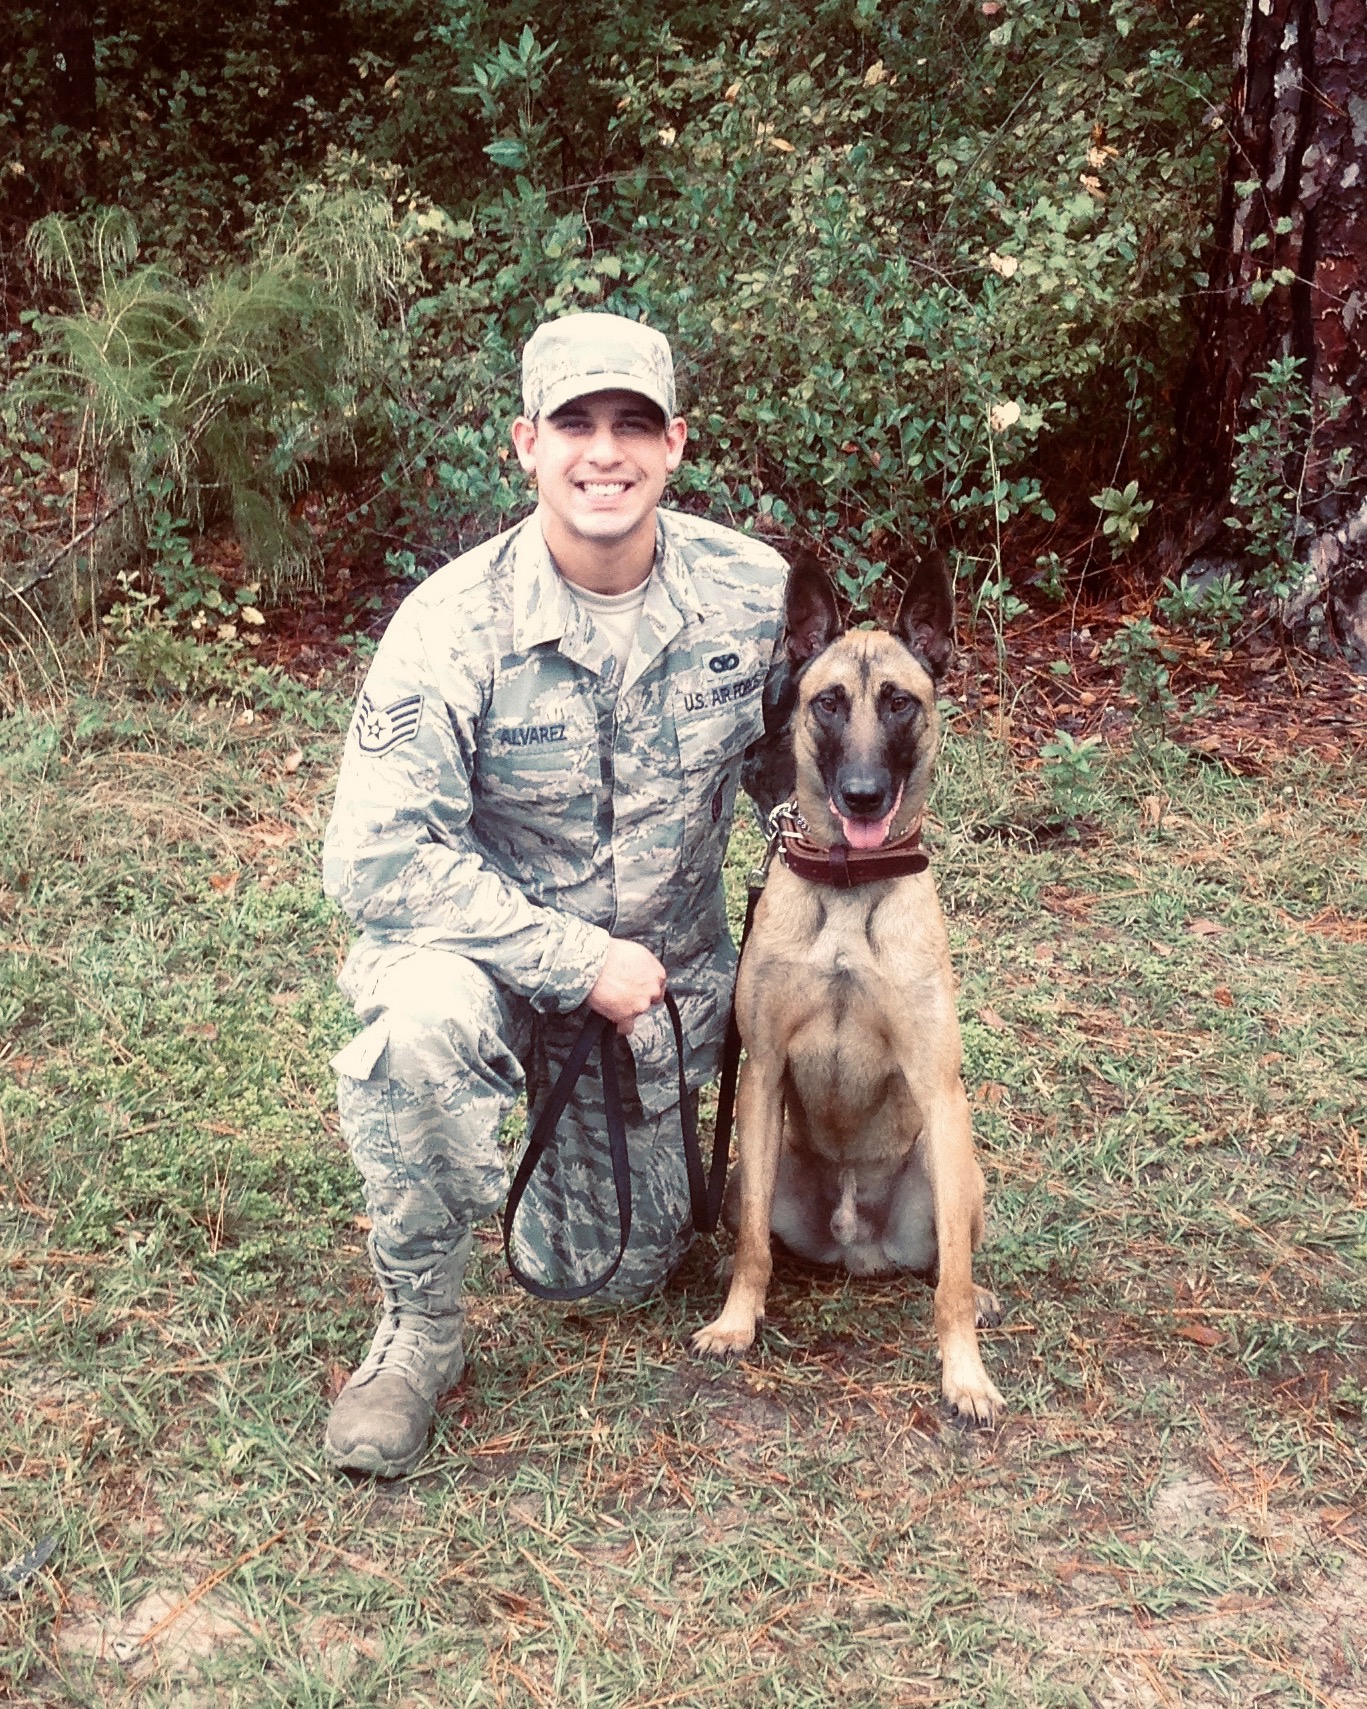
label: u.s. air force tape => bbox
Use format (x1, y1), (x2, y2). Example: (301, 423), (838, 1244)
(355, 692), (423, 755)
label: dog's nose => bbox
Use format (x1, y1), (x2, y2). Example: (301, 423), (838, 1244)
(838, 779), (887, 816)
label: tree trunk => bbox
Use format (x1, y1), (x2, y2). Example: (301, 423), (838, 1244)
(45, 0), (98, 205)
(1176, 0), (1366, 655)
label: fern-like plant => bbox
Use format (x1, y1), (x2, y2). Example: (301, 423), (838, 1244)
(25, 185), (412, 596)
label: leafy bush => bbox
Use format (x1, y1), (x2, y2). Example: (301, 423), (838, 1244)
(1038, 728), (1105, 833)
(2, 3), (371, 252)
(1103, 616), (1179, 742)
(1225, 355), (1352, 604)
(374, 2), (1233, 594)
(1091, 480), (1154, 558)
(1156, 565), (1247, 651)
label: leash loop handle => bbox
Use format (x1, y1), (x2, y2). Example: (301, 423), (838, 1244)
(502, 991), (725, 1301)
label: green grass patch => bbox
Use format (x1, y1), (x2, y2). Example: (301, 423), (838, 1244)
(2, 677), (1364, 1706)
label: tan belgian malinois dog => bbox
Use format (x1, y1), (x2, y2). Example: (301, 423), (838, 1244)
(693, 553), (1003, 1425)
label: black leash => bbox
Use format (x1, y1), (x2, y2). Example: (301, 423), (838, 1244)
(503, 990), (730, 1301)
(711, 880), (763, 1188)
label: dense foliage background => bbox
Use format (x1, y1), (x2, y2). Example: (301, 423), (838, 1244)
(3, 0), (1241, 643)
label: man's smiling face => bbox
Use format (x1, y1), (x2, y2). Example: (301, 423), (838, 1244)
(511, 389), (687, 584)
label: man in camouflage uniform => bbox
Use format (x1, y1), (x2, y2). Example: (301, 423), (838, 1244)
(323, 312), (789, 1475)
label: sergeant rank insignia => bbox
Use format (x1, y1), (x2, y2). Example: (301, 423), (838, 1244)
(355, 692), (423, 755)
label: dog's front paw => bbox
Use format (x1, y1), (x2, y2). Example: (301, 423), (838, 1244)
(691, 1313), (759, 1359)
(942, 1351), (1005, 1428)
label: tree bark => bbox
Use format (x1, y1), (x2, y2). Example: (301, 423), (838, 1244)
(1176, 0), (1366, 654)
(45, 0), (99, 205)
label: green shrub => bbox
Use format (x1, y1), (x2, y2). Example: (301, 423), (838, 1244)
(7, 1), (1238, 620)
(1156, 566), (1246, 650)
(1102, 616), (1185, 746)
(1225, 355), (1353, 605)
(378, 2), (1232, 593)
(1038, 728), (1105, 832)
(1091, 480), (1154, 558)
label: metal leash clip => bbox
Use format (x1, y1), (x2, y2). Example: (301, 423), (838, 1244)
(750, 798), (804, 890)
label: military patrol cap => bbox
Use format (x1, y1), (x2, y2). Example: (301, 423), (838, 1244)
(521, 312), (676, 421)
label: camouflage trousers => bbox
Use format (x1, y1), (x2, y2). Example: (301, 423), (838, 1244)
(330, 943), (700, 1304)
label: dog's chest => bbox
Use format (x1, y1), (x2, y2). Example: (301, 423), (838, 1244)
(767, 890), (938, 1161)
(805, 898), (892, 992)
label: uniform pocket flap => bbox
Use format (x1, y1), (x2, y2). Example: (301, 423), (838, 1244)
(330, 1018), (389, 1082)
(674, 642), (768, 775)
(627, 989), (725, 1116)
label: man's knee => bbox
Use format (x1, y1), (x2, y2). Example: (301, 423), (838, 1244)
(365, 949), (524, 1095)
(333, 949), (526, 1246)
(370, 950), (505, 1052)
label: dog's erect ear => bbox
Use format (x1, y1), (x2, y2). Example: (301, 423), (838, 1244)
(894, 551), (955, 680)
(783, 552), (842, 667)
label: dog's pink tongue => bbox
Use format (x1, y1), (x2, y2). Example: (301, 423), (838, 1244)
(833, 801), (897, 850)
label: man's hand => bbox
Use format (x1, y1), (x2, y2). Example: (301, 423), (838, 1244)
(588, 939), (667, 1035)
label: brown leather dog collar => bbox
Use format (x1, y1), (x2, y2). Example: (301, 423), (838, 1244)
(778, 817), (929, 889)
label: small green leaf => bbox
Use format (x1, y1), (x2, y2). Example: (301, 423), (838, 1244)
(483, 137), (529, 170)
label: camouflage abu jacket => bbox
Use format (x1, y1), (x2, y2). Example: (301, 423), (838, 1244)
(323, 508), (789, 1111)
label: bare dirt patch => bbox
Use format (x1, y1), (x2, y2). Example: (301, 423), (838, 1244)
(56, 1584), (253, 1682)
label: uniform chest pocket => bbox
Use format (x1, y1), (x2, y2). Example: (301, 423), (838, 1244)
(477, 708), (602, 811)
(673, 651), (766, 778)
(675, 668), (764, 865)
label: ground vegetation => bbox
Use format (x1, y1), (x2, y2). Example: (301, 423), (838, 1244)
(2, 621), (1364, 1705)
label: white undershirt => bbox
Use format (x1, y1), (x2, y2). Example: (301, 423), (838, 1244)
(569, 576), (651, 687)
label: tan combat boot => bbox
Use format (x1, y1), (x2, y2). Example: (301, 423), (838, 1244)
(324, 1239), (468, 1478)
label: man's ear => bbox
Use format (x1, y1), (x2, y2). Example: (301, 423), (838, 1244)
(894, 550), (955, 680)
(783, 552), (842, 667)
(510, 415), (538, 474)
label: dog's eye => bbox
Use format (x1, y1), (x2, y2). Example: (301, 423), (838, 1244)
(887, 692), (914, 714)
(813, 690), (845, 716)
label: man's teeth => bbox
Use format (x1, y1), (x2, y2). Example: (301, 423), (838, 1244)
(581, 482), (627, 496)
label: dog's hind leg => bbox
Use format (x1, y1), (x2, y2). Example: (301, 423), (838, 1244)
(692, 1052), (785, 1357)
(974, 1285), (1002, 1328)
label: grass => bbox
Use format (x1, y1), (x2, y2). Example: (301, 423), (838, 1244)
(2, 657), (1365, 1707)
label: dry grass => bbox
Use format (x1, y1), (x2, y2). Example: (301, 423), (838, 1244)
(2, 662), (1365, 1707)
